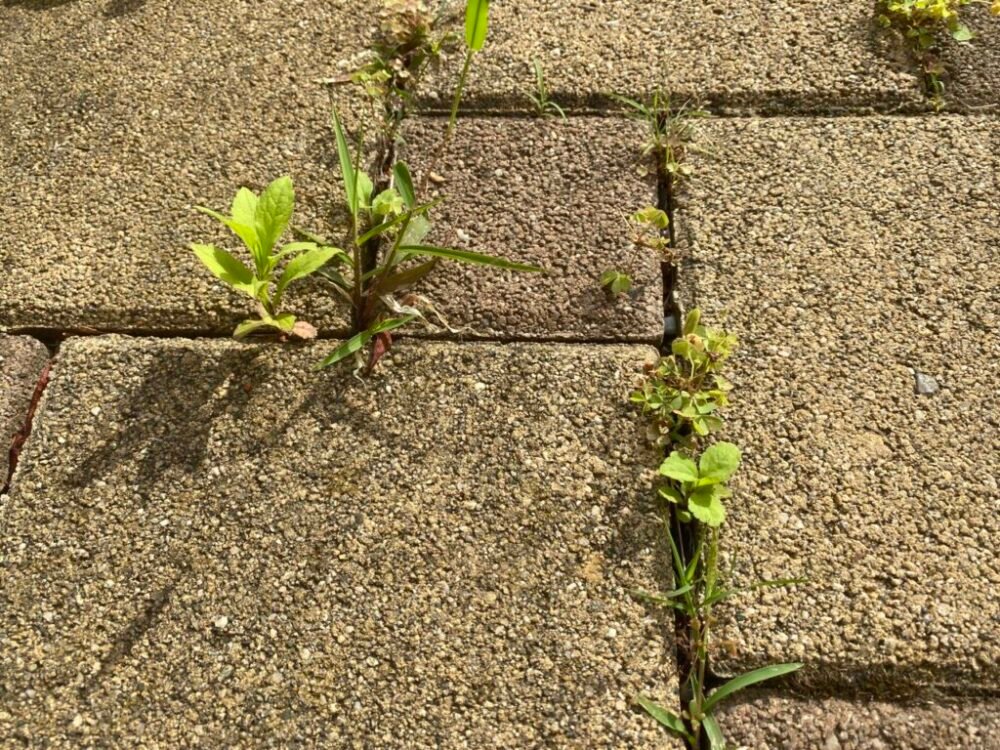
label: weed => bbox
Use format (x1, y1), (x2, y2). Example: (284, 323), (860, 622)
(878, 0), (1000, 104)
(600, 270), (632, 296)
(191, 176), (338, 339)
(601, 206), (670, 300)
(312, 110), (542, 371)
(612, 92), (708, 182)
(527, 59), (566, 119)
(346, 1), (460, 146)
(632, 309), (803, 749)
(449, 0), (490, 137)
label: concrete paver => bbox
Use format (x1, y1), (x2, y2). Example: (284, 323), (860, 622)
(0, 335), (49, 487)
(422, 1), (923, 112)
(0, 336), (679, 748)
(0, 0), (375, 334)
(677, 116), (1000, 692)
(401, 116), (663, 341)
(716, 692), (1000, 749)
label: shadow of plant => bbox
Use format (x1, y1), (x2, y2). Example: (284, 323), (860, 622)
(3, 0), (148, 17)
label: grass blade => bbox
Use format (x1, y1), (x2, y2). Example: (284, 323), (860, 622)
(316, 316), (415, 370)
(635, 696), (694, 743)
(703, 663), (803, 713)
(465, 0), (490, 51)
(399, 244), (543, 272)
(703, 713), (726, 749)
(332, 109), (358, 217)
(393, 161), (416, 208)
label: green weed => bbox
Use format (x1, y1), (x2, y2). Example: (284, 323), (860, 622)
(313, 109), (542, 371)
(601, 207), (670, 300)
(878, 0), (1000, 104)
(527, 59), (566, 119)
(632, 309), (803, 749)
(612, 92), (708, 182)
(191, 177), (338, 339)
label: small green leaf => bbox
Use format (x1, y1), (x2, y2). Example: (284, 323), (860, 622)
(951, 23), (973, 42)
(658, 452), (699, 483)
(635, 696), (694, 743)
(255, 176), (294, 257)
(317, 316), (415, 370)
(683, 308), (701, 335)
(703, 714), (726, 749)
(688, 485), (726, 527)
(699, 441), (742, 483)
(400, 214), (432, 247)
(276, 247), (338, 299)
(372, 188), (404, 217)
(399, 244), (543, 272)
(272, 311), (296, 332)
(465, 0), (490, 51)
(393, 161), (417, 208)
(600, 270), (632, 295)
(702, 663), (803, 713)
(191, 244), (256, 296)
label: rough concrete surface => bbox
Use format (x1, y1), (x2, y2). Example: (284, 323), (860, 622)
(0, 0), (377, 334)
(0, 335), (49, 487)
(422, 1), (923, 112)
(676, 116), (1000, 692)
(0, 336), (680, 748)
(400, 116), (663, 342)
(716, 692), (1000, 750)
(942, 6), (1000, 110)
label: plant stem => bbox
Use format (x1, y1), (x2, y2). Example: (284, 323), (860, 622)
(448, 50), (474, 138)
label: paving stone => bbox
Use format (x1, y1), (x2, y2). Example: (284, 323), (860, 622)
(0, 335), (50, 487)
(400, 116), (662, 341)
(422, 1), (923, 113)
(942, 6), (1000, 110)
(716, 691), (1000, 750)
(0, 336), (680, 748)
(0, 0), (377, 334)
(675, 116), (1000, 692)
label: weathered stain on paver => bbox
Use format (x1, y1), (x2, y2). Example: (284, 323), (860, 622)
(715, 692), (1000, 749)
(0, 0), (376, 334)
(421, 1), (923, 112)
(0, 335), (50, 488)
(0, 336), (680, 748)
(941, 6), (1000, 111)
(676, 116), (1000, 692)
(400, 116), (662, 342)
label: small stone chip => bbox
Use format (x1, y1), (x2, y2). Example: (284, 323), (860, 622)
(914, 371), (940, 395)
(212, 615), (229, 629)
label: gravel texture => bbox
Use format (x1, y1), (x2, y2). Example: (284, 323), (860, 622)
(421, 1), (923, 113)
(400, 116), (662, 342)
(941, 6), (1000, 111)
(0, 335), (50, 487)
(0, 336), (680, 748)
(676, 116), (1000, 693)
(0, 0), (376, 334)
(716, 692), (1000, 749)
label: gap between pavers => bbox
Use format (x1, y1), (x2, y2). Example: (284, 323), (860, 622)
(0, 335), (50, 487)
(419, 1), (923, 114)
(0, 335), (682, 748)
(715, 691), (1000, 749)
(674, 115), (999, 694)
(0, 0), (377, 335)
(399, 116), (662, 342)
